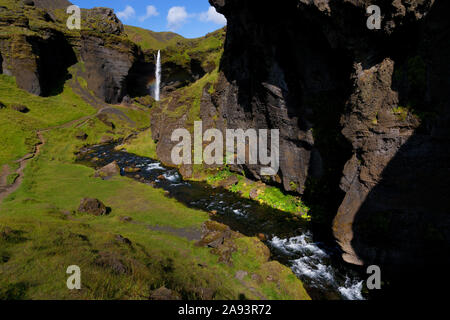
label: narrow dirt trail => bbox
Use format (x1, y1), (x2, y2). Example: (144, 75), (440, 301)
(0, 109), (109, 204)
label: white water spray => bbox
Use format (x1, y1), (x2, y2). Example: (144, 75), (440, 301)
(154, 50), (161, 101)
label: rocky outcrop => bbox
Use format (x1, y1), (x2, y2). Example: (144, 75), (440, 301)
(0, 4), (77, 96)
(79, 33), (136, 103)
(210, 0), (450, 277)
(0, 2), (144, 103)
(78, 198), (108, 216)
(94, 161), (120, 180)
(159, 28), (225, 96)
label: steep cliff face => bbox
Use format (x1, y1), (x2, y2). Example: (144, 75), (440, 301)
(210, 0), (450, 274)
(0, 2), (76, 96)
(0, 1), (142, 103)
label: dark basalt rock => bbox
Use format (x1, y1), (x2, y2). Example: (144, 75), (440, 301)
(209, 0), (450, 279)
(79, 35), (135, 104)
(0, 30), (77, 96)
(0, 3), (141, 102)
(84, 7), (124, 35)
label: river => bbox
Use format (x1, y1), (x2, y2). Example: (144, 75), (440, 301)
(77, 142), (367, 300)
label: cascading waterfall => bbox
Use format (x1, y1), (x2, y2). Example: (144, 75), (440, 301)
(154, 50), (161, 101)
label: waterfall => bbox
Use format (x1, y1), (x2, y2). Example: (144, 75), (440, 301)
(154, 50), (161, 101)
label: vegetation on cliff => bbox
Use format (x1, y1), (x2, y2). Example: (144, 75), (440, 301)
(124, 25), (184, 51)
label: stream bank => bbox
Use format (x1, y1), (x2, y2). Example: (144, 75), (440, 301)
(77, 142), (367, 300)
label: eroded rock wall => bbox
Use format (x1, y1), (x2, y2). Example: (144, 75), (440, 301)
(210, 0), (450, 273)
(0, 2), (142, 103)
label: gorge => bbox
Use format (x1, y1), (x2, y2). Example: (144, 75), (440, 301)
(0, 0), (449, 300)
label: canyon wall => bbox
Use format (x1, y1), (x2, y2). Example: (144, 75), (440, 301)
(210, 0), (450, 274)
(0, 1), (143, 103)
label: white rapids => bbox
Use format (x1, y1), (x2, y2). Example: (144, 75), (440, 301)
(269, 233), (365, 300)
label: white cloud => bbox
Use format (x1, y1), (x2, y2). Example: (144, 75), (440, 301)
(199, 6), (226, 25)
(117, 5), (136, 21)
(167, 6), (189, 31)
(139, 5), (159, 22)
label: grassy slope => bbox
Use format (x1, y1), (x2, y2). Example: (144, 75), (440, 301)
(163, 28), (225, 73)
(0, 73), (309, 300)
(0, 74), (95, 168)
(124, 25), (184, 51)
(119, 128), (158, 160)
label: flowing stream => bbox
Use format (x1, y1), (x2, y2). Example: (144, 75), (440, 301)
(77, 142), (367, 300)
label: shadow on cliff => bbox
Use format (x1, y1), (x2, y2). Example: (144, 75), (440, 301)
(352, 120), (450, 297)
(30, 30), (77, 96)
(217, 0), (355, 245)
(351, 0), (450, 298)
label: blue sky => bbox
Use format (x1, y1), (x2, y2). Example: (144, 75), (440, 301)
(71, 0), (226, 38)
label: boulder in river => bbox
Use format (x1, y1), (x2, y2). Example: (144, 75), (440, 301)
(94, 161), (120, 180)
(100, 135), (114, 144)
(124, 166), (141, 173)
(78, 198), (108, 216)
(257, 233), (267, 241)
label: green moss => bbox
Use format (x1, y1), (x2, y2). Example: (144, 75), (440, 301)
(77, 77), (88, 89)
(158, 69), (220, 133)
(206, 166), (234, 184)
(289, 181), (298, 192)
(392, 106), (410, 121)
(206, 168), (311, 220)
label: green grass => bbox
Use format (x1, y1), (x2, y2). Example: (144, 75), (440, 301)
(6, 173), (19, 186)
(163, 28), (225, 72)
(0, 74), (96, 167)
(119, 128), (158, 159)
(207, 168), (311, 220)
(0, 74), (309, 300)
(124, 25), (184, 51)
(0, 123), (309, 299)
